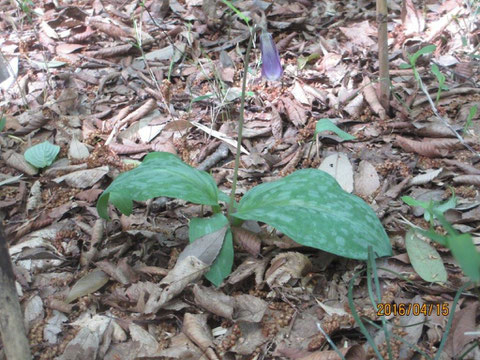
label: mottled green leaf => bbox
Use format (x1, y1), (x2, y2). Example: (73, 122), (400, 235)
(405, 230), (447, 283)
(24, 141), (60, 168)
(232, 169), (391, 260)
(189, 214), (233, 287)
(315, 119), (356, 141)
(97, 152), (220, 219)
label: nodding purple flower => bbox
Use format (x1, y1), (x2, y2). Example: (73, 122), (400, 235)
(259, 29), (283, 81)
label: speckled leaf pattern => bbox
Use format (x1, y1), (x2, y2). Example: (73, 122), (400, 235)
(232, 169), (391, 260)
(97, 152), (219, 219)
(189, 214), (233, 287)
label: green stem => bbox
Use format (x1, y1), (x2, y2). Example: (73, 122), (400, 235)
(228, 30), (254, 220)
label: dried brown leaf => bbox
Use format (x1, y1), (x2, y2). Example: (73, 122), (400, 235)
(11, 112), (50, 136)
(89, 44), (133, 58)
(453, 175), (480, 185)
(144, 256), (209, 314)
(270, 104), (283, 140)
(80, 218), (104, 266)
(88, 19), (131, 39)
(108, 142), (151, 155)
(354, 160), (380, 197)
(53, 166), (109, 188)
(227, 257), (270, 286)
(2, 151), (38, 176)
(232, 226), (261, 257)
(444, 302), (478, 358)
(401, 0), (425, 35)
(395, 136), (448, 157)
(282, 97), (306, 126)
(182, 313), (219, 360)
(362, 77), (386, 120)
(193, 285), (234, 319)
(265, 252), (311, 288)
(96, 258), (139, 285)
(68, 136), (90, 160)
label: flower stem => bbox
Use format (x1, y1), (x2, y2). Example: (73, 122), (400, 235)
(228, 30), (254, 220)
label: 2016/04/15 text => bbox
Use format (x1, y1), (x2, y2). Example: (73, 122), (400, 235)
(377, 303), (449, 317)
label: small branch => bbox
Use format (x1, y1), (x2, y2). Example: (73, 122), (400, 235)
(227, 30), (254, 219)
(377, 0), (390, 112)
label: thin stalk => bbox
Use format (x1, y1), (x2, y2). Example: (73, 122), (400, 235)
(377, 0), (390, 112)
(228, 30), (254, 219)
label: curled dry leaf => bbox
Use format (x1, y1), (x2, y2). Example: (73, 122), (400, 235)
(362, 76), (386, 120)
(396, 136), (448, 157)
(89, 44), (133, 58)
(88, 18), (131, 39)
(108, 142), (151, 155)
(344, 93), (364, 117)
(227, 256), (270, 286)
(265, 252), (312, 288)
(96, 258), (138, 285)
(55, 327), (100, 360)
(409, 168), (443, 186)
(53, 166), (109, 188)
(27, 180), (42, 212)
(271, 103), (283, 140)
(401, 0), (425, 35)
(2, 150), (38, 176)
(443, 159), (480, 175)
(12, 112), (50, 136)
(117, 98), (157, 127)
(193, 284), (234, 319)
(193, 285), (267, 323)
(231, 226), (261, 257)
(453, 175), (480, 186)
(282, 97), (307, 126)
(157, 333), (204, 359)
(144, 256), (209, 314)
(183, 313), (219, 360)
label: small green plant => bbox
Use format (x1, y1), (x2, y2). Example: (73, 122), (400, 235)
(402, 194), (480, 281)
(463, 104), (478, 134)
(24, 141), (60, 169)
(0, 116), (6, 132)
(430, 63), (448, 105)
(97, 21), (392, 287)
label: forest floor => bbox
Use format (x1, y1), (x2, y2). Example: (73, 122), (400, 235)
(1, 0), (480, 359)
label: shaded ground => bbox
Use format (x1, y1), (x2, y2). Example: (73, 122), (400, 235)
(1, 0), (480, 359)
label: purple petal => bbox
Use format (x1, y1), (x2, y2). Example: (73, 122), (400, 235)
(260, 30), (283, 81)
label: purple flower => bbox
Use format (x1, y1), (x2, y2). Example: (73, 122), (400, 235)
(260, 30), (283, 81)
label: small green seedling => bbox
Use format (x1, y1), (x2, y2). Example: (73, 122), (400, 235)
(463, 104), (478, 134)
(430, 63), (448, 105)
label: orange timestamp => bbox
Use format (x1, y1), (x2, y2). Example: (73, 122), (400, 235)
(377, 302), (449, 317)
